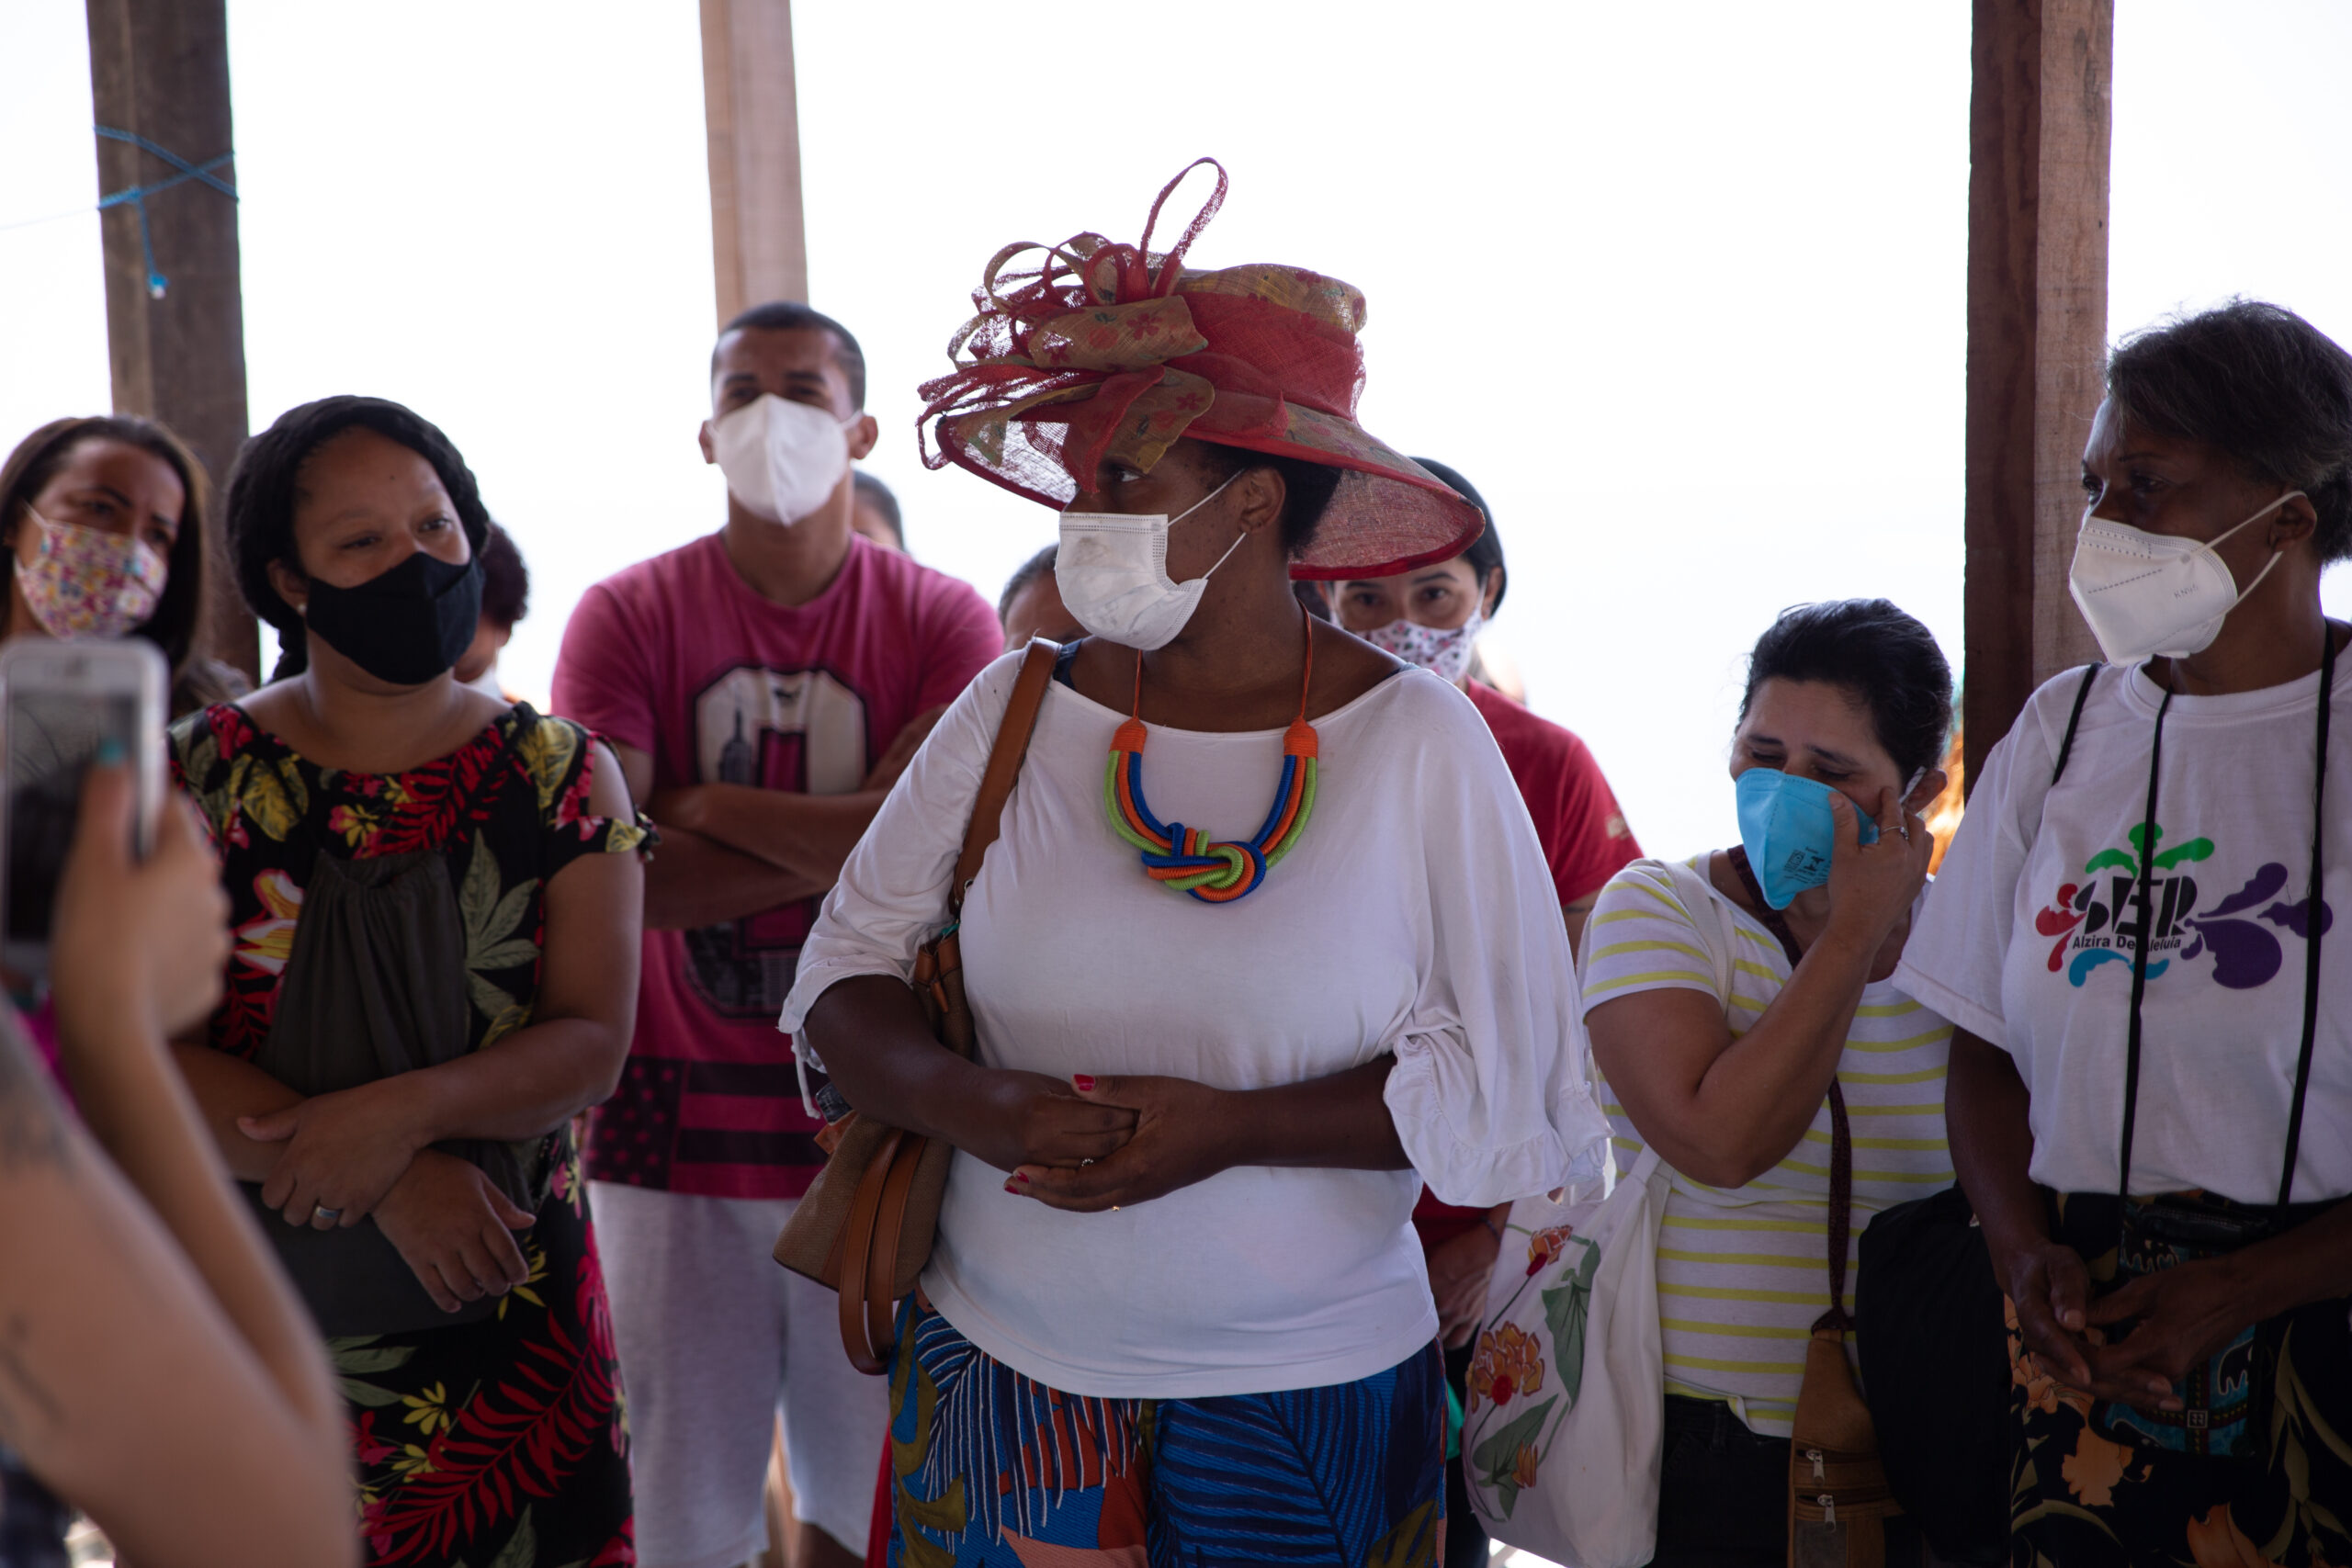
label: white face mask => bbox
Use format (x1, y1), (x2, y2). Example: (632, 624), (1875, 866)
(1360, 604), (1486, 684)
(2067, 491), (2301, 663)
(710, 393), (852, 524)
(1055, 472), (1246, 650)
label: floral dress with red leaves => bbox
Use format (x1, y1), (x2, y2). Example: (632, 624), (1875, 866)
(169, 702), (651, 1568)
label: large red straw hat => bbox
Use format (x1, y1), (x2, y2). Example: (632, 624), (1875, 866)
(919, 159), (1483, 580)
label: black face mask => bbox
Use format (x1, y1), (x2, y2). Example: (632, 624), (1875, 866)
(302, 549), (483, 685)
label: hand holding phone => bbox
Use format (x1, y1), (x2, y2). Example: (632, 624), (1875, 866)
(0, 639), (168, 983)
(49, 760), (232, 1046)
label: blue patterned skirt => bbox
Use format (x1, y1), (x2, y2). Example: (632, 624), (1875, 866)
(884, 1297), (1445, 1567)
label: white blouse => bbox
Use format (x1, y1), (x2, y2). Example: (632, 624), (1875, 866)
(781, 649), (1608, 1398)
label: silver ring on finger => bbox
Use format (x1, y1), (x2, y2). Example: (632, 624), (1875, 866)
(311, 1205), (343, 1226)
(1080, 1157), (1096, 1167)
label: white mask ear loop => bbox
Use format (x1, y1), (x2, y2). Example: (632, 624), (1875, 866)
(1169, 468), (1249, 584)
(1168, 468), (1244, 527)
(1193, 527), (1248, 582)
(2212, 490), (2304, 596)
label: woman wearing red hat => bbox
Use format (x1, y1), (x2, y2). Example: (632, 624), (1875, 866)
(782, 163), (1607, 1561)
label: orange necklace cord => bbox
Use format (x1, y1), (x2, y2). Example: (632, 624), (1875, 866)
(1107, 611), (1321, 903)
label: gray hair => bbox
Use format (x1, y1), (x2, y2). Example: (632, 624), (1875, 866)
(2107, 299), (2352, 562)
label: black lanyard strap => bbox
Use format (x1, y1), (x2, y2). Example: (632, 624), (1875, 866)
(2115, 680), (2174, 1204)
(2278, 626), (2335, 1207)
(2052, 663), (2104, 787)
(2117, 629), (2335, 1210)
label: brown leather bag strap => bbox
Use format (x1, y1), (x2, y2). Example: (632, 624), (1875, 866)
(837, 1128), (905, 1375)
(1816, 1082), (1855, 1334)
(947, 639), (1059, 919)
(829, 642), (1059, 1374)
(862, 1135), (926, 1361)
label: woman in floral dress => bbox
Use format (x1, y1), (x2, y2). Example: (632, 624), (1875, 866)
(170, 396), (647, 1567)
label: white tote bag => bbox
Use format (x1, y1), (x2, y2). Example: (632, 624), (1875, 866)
(1463, 858), (1736, 1568)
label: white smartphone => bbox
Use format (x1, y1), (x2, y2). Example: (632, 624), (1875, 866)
(0, 638), (168, 982)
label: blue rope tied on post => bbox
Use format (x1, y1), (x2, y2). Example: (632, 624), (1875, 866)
(94, 126), (237, 299)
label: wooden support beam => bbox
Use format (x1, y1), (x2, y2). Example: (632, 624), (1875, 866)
(85, 0), (256, 682)
(1962, 0), (2113, 792)
(700, 0), (808, 327)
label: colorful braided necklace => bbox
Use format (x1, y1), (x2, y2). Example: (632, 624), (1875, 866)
(1102, 618), (1319, 904)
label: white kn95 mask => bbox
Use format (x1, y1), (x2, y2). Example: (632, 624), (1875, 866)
(2067, 491), (2301, 663)
(711, 394), (853, 524)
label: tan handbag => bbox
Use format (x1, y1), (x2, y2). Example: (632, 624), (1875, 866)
(1723, 848), (1905, 1566)
(772, 638), (1058, 1374)
(1785, 1083), (1903, 1568)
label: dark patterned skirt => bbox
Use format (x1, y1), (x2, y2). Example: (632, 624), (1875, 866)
(334, 1150), (633, 1567)
(2007, 1193), (2352, 1568)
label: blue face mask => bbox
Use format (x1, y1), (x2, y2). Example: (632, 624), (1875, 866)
(1734, 768), (1887, 909)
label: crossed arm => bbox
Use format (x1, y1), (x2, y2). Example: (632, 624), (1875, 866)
(618, 708), (944, 931)
(174, 745), (644, 1313)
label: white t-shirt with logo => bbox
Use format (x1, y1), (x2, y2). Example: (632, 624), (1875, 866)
(1897, 658), (2352, 1205)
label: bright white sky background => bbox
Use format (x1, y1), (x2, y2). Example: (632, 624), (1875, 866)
(3, 2), (2349, 859)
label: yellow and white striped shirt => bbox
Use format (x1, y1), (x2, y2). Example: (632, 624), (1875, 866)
(1579, 855), (1953, 1437)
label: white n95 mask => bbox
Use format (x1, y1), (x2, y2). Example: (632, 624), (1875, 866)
(710, 394), (852, 524)
(2067, 491), (2301, 663)
(1055, 471), (1245, 650)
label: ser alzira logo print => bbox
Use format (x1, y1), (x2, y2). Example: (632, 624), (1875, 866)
(2035, 821), (2333, 989)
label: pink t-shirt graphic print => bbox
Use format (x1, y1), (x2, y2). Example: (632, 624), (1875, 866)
(683, 664), (871, 1015)
(553, 533), (1001, 1199)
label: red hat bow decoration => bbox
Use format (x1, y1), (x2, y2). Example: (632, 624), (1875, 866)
(918, 159), (1481, 579)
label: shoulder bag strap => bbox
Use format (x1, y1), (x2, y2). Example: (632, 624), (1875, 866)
(945, 641), (1059, 919)
(1726, 846), (1855, 1333)
(831, 644), (1061, 1374)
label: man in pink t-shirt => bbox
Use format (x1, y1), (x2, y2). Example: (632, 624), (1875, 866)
(552, 303), (1001, 1568)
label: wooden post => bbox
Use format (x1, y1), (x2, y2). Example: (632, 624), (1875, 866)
(85, 0), (257, 682)
(700, 0), (809, 327)
(1962, 0), (2113, 792)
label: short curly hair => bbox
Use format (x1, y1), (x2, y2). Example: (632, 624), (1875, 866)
(478, 522), (529, 629)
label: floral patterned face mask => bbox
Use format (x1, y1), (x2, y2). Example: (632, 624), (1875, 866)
(1358, 604), (1486, 685)
(17, 506), (169, 639)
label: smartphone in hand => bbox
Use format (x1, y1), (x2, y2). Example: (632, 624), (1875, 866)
(0, 639), (166, 982)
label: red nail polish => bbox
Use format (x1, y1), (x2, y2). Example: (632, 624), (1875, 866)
(1073, 1075), (1096, 1092)
(1013, 1171), (1031, 1183)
